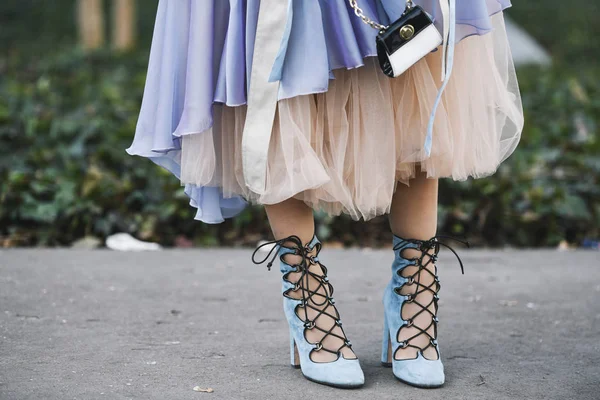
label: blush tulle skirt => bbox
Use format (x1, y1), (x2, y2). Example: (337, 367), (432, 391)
(128, 1), (524, 223)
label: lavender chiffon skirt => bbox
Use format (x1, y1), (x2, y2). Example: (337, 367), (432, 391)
(127, 0), (524, 223)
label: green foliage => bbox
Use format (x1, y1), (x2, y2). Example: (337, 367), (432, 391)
(0, 49), (268, 246)
(0, 1), (598, 247)
(1, 48), (597, 247)
(437, 67), (600, 247)
(508, 0), (600, 66)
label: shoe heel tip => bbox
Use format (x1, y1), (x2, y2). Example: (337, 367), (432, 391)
(381, 361), (392, 368)
(291, 364), (301, 369)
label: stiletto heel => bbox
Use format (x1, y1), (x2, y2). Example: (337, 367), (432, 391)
(253, 235), (365, 389)
(382, 234), (469, 388)
(290, 331), (300, 368)
(381, 315), (392, 367)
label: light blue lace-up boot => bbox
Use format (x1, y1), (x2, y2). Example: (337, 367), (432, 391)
(382, 234), (469, 388)
(253, 234), (365, 389)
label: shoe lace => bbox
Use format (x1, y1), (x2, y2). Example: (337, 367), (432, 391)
(392, 235), (470, 356)
(252, 235), (353, 359)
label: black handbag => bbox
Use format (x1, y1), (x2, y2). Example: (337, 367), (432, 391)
(349, 0), (448, 78)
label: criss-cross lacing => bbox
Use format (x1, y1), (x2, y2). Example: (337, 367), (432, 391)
(392, 235), (470, 360)
(252, 235), (355, 362)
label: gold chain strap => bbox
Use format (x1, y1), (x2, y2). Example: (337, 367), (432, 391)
(347, 0), (414, 31)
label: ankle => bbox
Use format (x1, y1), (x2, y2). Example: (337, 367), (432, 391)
(392, 231), (437, 242)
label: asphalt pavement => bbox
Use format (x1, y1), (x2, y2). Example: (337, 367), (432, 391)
(1, 248), (598, 400)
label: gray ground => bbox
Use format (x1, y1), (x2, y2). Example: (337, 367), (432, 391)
(0, 248), (598, 400)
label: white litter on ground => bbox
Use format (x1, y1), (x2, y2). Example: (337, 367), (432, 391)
(105, 233), (162, 251)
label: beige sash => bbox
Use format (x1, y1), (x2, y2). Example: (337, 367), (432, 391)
(241, 0), (289, 194)
(241, 1), (455, 190)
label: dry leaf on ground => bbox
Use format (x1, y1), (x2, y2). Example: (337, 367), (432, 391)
(193, 386), (214, 393)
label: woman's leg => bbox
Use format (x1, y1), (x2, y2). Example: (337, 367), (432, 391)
(389, 171), (438, 240)
(265, 197), (315, 245)
(388, 170), (440, 360)
(264, 198), (356, 362)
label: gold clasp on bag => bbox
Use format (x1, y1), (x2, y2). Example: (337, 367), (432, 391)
(399, 25), (415, 40)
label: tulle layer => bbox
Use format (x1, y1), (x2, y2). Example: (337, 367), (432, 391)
(179, 13), (523, 221)
(127, 1), (521, 223)
(127, 0), (514, 160)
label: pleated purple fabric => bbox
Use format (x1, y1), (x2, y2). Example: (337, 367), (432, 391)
(127, 0), (517, 223)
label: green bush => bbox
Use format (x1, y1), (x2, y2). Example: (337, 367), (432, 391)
(1, 1), (599, 247)
(437, 67), (600, 247)
(509, 1), (600, 66)
(0, 49), (264, 247)
(0, 48), (598, 247)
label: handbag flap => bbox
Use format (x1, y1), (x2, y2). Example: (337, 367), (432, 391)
(376, 6), (435, 55)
